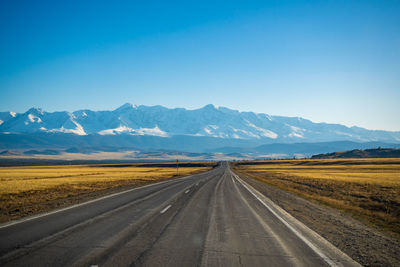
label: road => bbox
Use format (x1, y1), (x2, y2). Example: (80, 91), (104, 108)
(0, 162), (360, 266)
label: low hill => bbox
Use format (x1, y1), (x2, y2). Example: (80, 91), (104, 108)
(23, 149), (61, 155)
(311, 148), (400, 159)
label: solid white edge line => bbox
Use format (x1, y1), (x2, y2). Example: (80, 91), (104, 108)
(232, 172), (338, 267)
(0, 172), (202, 229)
(160, 205), (172, 214)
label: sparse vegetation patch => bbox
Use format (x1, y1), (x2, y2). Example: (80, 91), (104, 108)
(233, 158), (400, 236)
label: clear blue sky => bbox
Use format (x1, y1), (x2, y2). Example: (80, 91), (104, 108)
(1, 0), (399, 131)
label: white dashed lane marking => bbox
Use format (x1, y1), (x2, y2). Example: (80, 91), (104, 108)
(160, 205), (172, 214)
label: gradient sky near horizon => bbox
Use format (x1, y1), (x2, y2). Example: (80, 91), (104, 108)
(1, 0), (399, 131)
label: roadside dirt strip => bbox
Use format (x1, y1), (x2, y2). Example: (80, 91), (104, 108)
(234, 169), (400, 267)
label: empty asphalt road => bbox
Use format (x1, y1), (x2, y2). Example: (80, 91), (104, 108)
(0, 162), (360, 266)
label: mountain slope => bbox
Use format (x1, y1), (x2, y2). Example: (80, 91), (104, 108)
(1, 104), (399, 143)
(0, 112), (16, 126)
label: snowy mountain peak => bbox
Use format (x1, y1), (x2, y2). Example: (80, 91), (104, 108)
(115, 103), (137, 112)
(201, 104), (218, 111)
(203, 104), (218, 109)
(0, 104), (399, 143)
(26, 107), (44, 115)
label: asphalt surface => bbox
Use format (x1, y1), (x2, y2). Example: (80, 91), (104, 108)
(0, 162), (360, 267)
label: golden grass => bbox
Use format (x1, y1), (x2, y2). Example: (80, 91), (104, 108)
(0, 163), (214, 222)
(233, 158), (400, 235)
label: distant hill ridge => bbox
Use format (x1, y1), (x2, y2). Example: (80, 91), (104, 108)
(311, 148), (400, 159)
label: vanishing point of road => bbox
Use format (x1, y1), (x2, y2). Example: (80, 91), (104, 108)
(0, 162), (360, 266)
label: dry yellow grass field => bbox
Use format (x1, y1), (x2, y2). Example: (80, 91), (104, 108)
(0, 162), (214, 223)
(233, 158), (400, 236)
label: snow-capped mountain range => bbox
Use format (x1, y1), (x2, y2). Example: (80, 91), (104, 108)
(1, 103), (399, 143)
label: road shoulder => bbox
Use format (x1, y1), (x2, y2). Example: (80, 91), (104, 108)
(233, 170), (400, 267)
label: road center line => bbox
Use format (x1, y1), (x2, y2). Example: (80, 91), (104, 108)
(160, 205), (172, 214)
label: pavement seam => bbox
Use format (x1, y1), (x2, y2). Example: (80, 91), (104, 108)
(199, 168), (227, 267)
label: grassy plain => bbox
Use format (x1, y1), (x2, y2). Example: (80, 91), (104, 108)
(233, 158), (400, 235)
(0, 162), (214, 223)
